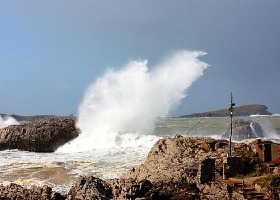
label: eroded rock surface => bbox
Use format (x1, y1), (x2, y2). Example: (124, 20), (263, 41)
(0, 184), (65, 200)
(123, 136), (230, 184)
(0, 117), (79, 152)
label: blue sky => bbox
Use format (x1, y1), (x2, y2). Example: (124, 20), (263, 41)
(0, 1), (280, 116)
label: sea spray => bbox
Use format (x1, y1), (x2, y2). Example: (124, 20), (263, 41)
(58, 50), (208, 152)
(0, 116), (19, 129)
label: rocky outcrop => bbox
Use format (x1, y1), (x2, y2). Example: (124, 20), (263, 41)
(0, 117), (79, 152)
(0, 183), (65, 200)
(221, 119), (264, 141)
(0, 136), (260, 199)
(181, 104), (272, 118)
(64, 136), (251, 199)
(122, 136), (255, 185)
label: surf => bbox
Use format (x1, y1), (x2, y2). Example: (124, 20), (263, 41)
(58, 50), (208, 152)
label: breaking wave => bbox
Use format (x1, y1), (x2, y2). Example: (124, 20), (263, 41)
(58, 50), (208, 152)
(0, 116), (19, 129)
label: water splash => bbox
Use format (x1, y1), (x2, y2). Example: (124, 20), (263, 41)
(0, 116), (19, 129)
(249, 122), (259, 138)
(58, 50), (208, 152)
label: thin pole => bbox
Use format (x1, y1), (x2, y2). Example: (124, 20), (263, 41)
(229, 92), (235, 157)
(229, 108), (233, 156)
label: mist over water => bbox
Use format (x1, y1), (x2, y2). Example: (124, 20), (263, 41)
(58, 51), (208, 152)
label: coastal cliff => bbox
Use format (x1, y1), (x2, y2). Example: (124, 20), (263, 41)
(180, 104), (272, 118)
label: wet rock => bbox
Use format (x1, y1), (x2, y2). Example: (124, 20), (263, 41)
(0, 183), (65, 200)
(221, 119), (264, 141)
(0, 117), (79, 152)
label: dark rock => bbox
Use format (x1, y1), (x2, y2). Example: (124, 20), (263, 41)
(0, 183), (65, 200)
(66, 176), (113, 200)
(0, 117), (79, 152)
(221, 119), (264, 141)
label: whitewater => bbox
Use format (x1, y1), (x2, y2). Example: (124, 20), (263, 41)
(1, 50), (280, 194)
(57, 50), (208, 152)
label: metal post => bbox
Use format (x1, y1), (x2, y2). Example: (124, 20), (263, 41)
(228, 92), (235, 157)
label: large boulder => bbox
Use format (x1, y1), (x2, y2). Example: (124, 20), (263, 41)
(0, 117), (79, 152)
(221, 119), (264, 141)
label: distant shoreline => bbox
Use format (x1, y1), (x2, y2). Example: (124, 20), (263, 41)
(0, 114), (75, 122)
(1, 104), (273, 122)
(178, 104), (272, 118)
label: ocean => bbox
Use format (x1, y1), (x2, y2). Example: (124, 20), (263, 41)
(0, 115), (280, 194)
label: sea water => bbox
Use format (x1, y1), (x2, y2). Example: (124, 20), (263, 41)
(0, 115), (280, 194)
(1, 51), (279, 193)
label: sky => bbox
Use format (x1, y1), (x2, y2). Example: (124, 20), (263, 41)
(0, 0), (280, 116)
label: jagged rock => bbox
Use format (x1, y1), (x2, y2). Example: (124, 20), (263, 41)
(122, 137), (231, 185)
(221, 119), (264, 141)
(66, 176), (113, 200)
(0, 183), (65, 200)
(0, 117), (79, 152)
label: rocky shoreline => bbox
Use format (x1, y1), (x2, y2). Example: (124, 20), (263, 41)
(0, 118), (279, 199)
(0, 135), (279, 199)
(0, 135), (246, 199)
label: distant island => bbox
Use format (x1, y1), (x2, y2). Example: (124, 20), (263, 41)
(1, 104), (272, 121)
(179, 104), (272, 118)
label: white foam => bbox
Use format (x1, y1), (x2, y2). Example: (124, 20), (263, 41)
(58, 50), (208, 152)
(0, 116), (19, 129)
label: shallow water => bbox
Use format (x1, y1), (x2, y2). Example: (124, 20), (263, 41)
(0, 115), (279, 194)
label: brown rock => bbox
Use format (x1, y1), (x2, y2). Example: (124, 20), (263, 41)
(108, 178), (153, 199)
(0, 117), (79, 152)
(122, 137), (227, 185)
(0, 183), (65, 200)
(66, 176), (112, 200)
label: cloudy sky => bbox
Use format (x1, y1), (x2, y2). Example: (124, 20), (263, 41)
(0, 1), (280, 116)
